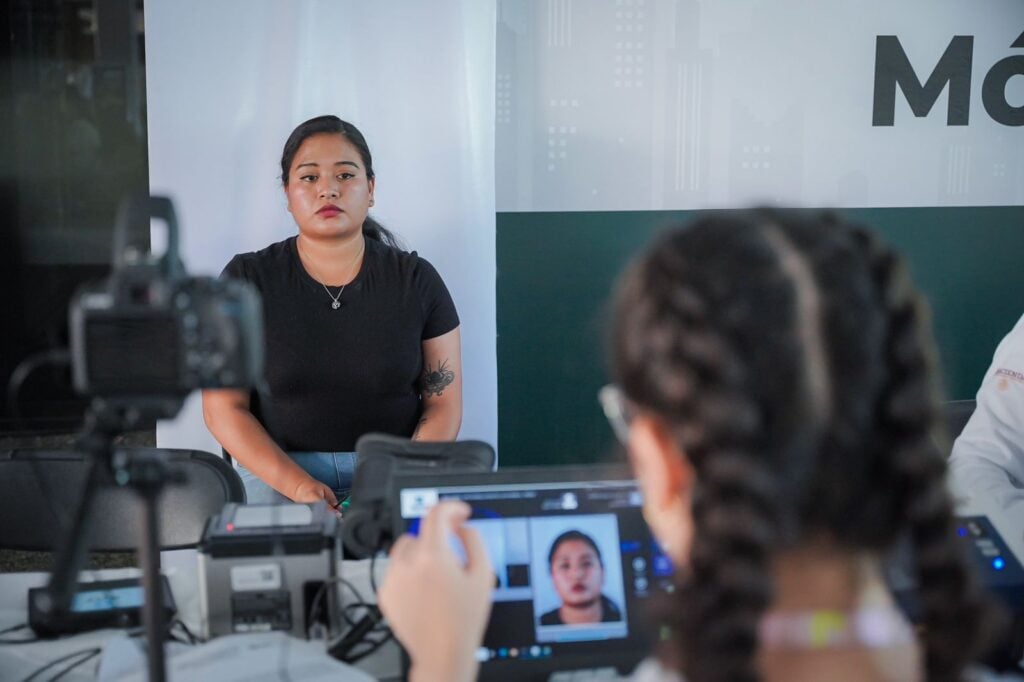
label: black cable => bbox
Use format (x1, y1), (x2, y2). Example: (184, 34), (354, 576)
(44, 648), (101, 682)
(323, 561), (394, 665)
(0, 623), (38, 645)
(308, 576), (372, 637)
(0, 636), (41, 645)
(165, 621), (191, 645)
(6, 349), (71, 421)
(306, 576), (339, 638)
(341, 602), (386, 629)
(167, 618), (200, 645)
(18, 646), (101, 682)
(326, 605), (383, 663)
(337, 580), (363, 627)
(344, 629), (394, 664)
(5, 349), (77, 536)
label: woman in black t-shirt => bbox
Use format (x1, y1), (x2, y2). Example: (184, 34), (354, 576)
(201, 116), (462, 506)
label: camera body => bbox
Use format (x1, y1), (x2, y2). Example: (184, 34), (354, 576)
(70, 275), (262, 397)
(68, 196), (263, 409)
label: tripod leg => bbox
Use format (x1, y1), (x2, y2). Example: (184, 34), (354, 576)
(36, 454), (106, 618)
(140, 487), (167, 682)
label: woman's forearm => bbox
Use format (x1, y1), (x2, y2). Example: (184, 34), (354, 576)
(412, 400), (462, 441)
(202, 399), (315, 498)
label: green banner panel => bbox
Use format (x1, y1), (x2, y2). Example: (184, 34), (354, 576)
(497, 207), (1024, 467)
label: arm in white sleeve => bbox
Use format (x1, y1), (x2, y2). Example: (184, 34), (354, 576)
(948, 313), (1024, 559)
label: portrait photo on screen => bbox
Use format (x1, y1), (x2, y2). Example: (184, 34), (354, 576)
(529, 514), (627, 642)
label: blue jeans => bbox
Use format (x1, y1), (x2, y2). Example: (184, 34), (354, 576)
(237, 451), (357, 504)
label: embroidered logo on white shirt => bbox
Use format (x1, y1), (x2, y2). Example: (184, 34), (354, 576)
(995, 368), (1024, 391)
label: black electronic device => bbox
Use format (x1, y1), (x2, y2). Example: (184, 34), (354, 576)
(28, 576), (175, 637)
(888, 514), (1024, 620)
(956, 515), (1024, 611)
(341, 433), (496, 558)
(197, 502), (340, 639)
(390, 465), (672, 682)
(69, 195), (263, 405)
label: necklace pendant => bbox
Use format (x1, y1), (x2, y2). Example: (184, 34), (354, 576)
(331, 300), (341, 310)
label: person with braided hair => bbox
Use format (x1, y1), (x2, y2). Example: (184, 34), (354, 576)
(378, 210), (995, 682)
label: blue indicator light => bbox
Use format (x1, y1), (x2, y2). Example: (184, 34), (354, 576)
(652, 555), (674, 578)
(957, 527), (968, 538)
(993, 558), (1005, 571)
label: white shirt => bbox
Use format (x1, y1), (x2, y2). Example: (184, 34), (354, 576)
(948, 313), (1024, 563)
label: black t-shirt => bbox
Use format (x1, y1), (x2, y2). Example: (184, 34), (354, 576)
(222, 235), (459, 452)
(538, 595), (623, 626)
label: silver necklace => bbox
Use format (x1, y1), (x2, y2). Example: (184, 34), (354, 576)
(299, 238), (365, 310)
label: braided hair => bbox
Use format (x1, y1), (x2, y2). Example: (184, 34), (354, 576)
(609, 209), (987, 682)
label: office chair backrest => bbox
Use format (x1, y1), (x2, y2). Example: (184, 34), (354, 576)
(0, 448), (245, 552)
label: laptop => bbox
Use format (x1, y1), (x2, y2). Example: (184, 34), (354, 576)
(391, 465), (674, 681)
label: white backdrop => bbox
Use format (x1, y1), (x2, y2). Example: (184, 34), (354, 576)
(145, 0), (498, 453)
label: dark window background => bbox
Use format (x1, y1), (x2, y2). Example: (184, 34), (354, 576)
(0, 0), (148, 435)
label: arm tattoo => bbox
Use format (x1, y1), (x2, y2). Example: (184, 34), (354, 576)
(412, 417), (428, 441)
(420, 358), (455, 397)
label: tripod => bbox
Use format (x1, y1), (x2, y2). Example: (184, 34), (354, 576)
(32, 397), (187, 682)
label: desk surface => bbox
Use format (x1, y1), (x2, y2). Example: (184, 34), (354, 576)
(0, 550), (400, 681)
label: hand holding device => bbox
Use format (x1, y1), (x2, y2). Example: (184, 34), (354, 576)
(378, 501), (493, 682)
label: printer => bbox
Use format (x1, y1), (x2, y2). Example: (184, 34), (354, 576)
(198, 502), (340, 639)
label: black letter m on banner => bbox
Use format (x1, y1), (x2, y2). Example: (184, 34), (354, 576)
(873, 35), (974, 126)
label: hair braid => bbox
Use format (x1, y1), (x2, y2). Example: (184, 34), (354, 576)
(613, 229), (787, 682)
(680, 445), (778, 682)
(853, 228), (988, 681)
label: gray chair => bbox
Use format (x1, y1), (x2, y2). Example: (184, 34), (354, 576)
(945, 399), (977, 443)
(0, 448), (245, 552)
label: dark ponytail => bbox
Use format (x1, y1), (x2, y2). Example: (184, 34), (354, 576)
(361, 215), (403, 249)
(280, 115), (404, 249)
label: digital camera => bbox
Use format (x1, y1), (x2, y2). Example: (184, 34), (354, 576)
(69, 196), (263, 405)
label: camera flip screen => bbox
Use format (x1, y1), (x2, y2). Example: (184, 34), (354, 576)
(85, 316), (181, 393)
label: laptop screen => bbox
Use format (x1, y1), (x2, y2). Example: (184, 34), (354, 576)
(392, 466), (674, 679)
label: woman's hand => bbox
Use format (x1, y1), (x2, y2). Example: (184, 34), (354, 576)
(378, 501), (493, 682)
(290, 478), (339, 507)
(203, 389), (333, 505)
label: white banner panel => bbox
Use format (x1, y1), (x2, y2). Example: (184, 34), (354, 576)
(497, 0), (1024, 211)
(146, 1), (498, 453)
